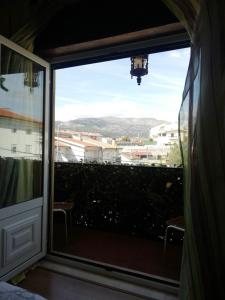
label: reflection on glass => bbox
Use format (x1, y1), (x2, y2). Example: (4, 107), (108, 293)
(0, 45), (44, 208)
(179, 94), (189, 168)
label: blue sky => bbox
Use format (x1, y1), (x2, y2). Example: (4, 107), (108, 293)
(55, 48), (190, 122)
(0, 72), (44, 121)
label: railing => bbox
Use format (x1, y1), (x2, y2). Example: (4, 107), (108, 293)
(54, 162), (183, 239)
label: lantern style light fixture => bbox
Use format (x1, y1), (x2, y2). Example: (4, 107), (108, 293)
(130, 54), (148, 85)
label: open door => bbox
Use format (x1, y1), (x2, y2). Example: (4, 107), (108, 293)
(0, 35), (50, 280)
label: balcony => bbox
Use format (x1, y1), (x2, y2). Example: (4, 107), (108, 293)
(53, 162), (184, 281)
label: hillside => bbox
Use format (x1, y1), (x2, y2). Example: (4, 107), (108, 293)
(56, 117), (168, 138)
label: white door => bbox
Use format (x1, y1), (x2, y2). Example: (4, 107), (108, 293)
(0, 35), (50, 280)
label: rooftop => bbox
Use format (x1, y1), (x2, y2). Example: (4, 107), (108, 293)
(84, 139), (118, 149)
(0, 108), (41, 124)
(56, 137), (101, 148)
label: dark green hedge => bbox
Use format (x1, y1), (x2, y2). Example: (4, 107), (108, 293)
(54, 163), (183, 239)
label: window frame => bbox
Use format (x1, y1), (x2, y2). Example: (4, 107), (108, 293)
(48, 31), (190, 288)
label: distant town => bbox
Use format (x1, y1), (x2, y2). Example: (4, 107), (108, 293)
(0, 107), (183, 167)
(55, 122), (183, 167)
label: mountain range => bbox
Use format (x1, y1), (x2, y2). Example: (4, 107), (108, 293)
(56, 117), (168, 138)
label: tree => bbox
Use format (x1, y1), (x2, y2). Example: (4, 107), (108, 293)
(121, 136), (130, 142)
(168, 143), (182, 166)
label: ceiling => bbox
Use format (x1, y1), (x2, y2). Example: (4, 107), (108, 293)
(0, 0), (188, 61)
(34, 0), (180, 51)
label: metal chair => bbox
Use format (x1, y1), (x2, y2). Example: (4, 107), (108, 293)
(53, 201), (74, 242)
(163, 216), (185, 256)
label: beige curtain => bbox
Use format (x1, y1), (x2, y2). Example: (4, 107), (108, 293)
(162, 0), (201, 39)
(10, 0), (65, 52)
(163, 0), (225, 299)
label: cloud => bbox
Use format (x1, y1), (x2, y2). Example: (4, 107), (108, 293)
(74, 60), (129, 80)
(55, 94), (182, 122)
(57, 96), (82, 104)
(168, 48), (190, 59)
(55, 48), (189, 123)
(146, 79), (184, 91)
(169, 50), (182, 58)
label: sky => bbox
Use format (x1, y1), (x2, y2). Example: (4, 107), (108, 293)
(0, 72), (44, 121)
(55, 48), (190, 122)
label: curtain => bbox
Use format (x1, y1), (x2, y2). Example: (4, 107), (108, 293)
(0, 158), (19, 207)
(164, 0), (225, 299)
(0, 158), (42, 208)
(1, 0), (65, 88)
(162, 0), (201, 39)
(10, 0), (66, 52)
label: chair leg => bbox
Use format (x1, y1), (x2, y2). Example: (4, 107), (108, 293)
(163, 226), (169, 257)
(69, 210), (73, 232)
(61, 210), (68, 242)
(53, 209), (68, 243)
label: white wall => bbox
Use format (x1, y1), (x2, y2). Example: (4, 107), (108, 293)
(150, 123), (179, 146)
(102, 148), (120, 163)
(85, 147), (103, 163)
(0, 119), (42, 159)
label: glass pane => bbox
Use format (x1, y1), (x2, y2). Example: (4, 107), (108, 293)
(179, 93), (189, 168)
(0, 45), (44, 208)
(53, 48), (190, 281)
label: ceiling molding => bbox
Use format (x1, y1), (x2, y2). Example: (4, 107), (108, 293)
(38, 22), (187, 60)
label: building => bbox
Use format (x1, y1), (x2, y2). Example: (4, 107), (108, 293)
(149, 123), (179, 146)
(54, 140), (73, 162)
(55, 133), (120, 163)
(83, 139), (120, 163)
(0, 108), (42, 160)
(55, 137), (102, 163)
(57, 129), (102, 141)
(120, 145), (169, 165)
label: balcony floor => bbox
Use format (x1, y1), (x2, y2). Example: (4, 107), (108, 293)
(53, 224), (182, 281)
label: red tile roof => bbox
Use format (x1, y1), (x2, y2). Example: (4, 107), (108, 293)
(0, 108), (41, 124)
(56, 137), (100, 148)
(60, 130), (102, 137)
(54, 140), (70, 148)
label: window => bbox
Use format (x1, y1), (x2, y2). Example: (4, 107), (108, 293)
(53, 47), (190, 282)
(11, 144), (17, 153)
(0, 45), (44, 208)
(171, 133), (174, 137)
(25, 145), (32, 154)
(26, 128), (32, 134)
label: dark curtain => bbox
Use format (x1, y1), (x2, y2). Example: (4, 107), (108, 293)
(164, 0), (225, 299)
(0, 158), (42, 208)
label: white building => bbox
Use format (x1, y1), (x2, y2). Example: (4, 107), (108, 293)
(149, 123), (179, 146)
(0, 108), (42, 160)
(55, 137), (102, 163)
(54, 140), (74, 162)
(55, 130), (120, 163)
(57, 129), (102, 141)
(120, 145), (169, 165)
(83, 139), (120, 163)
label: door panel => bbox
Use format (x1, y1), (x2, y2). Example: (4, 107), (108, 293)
(0, 207), (41, 276)
(0, 35), (49, 279)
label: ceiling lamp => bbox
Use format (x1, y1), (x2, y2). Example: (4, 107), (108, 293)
(130, 55), (148, 85)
